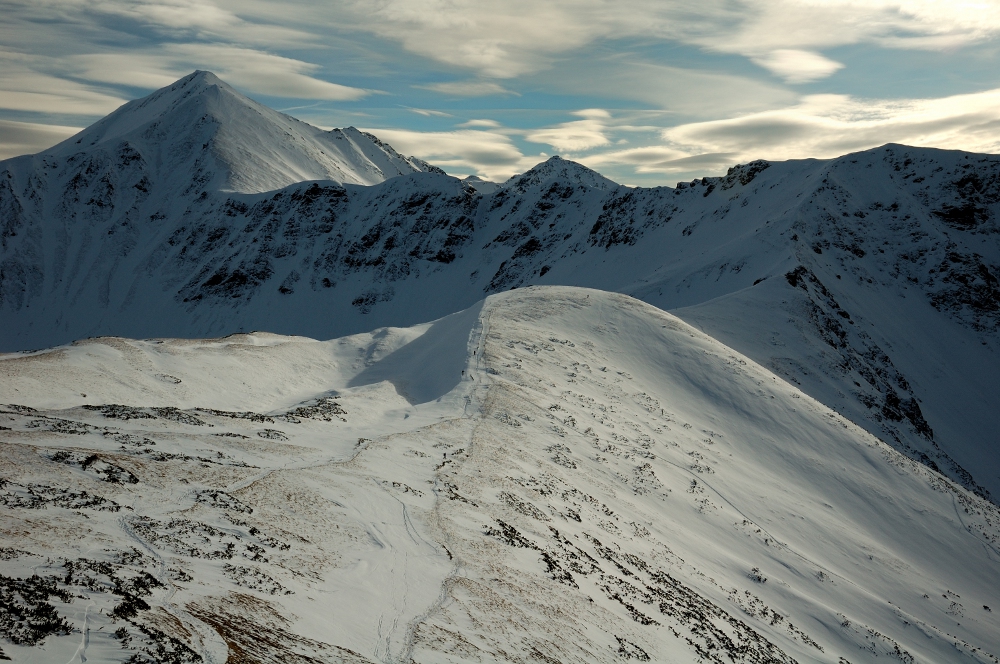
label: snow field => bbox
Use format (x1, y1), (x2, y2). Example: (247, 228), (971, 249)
(2, 71), (997, 510)
(398, 287), (1000, 662)
(1, 286), (997, 662)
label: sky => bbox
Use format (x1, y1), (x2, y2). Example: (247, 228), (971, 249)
(2, 1), (1000, 186)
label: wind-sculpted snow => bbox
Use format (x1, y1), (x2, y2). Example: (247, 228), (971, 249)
(348, 302), (485, 404)
(1, 72), (999, 504)
(1, 287), (998, 662)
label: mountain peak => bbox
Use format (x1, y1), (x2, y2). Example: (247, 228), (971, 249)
(43, 71), (442, 193)
(187, 69), (221, 84)
(166, 69), (223, 90)
(504, 155), (618, 193)
(462, 174), (500, 194)
(50, 70), (238, 154)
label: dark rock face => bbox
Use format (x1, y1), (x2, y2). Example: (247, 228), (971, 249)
(7, 143), (997, 342)
(168, 174), (481, 306)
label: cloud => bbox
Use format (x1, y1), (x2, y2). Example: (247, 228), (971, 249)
(579, 146), (733, 176)
(458, 119), (503, 128)
(751, 50), (844, 84)
(562, 85), (1000, 182)
(370, 83), (1000, 184)
(72, 45), (370, 101)
(339, 1), (605, 78)
(534, 59), (796, 118)
(311, 0), (1000, 80)
(525, 109), (612, 152)
(9, 1), (1000, 99)
(659, 88), (1000, 164)
(0, 119), (80, 159)
(92, 0), (241, 33)
(409, 108), (453, 117)
(417, 81), (518, 97)
(5, 0), (1000, 190)
(173, 45), (370, 100)
(362, 127), (542, 181)
(0, 54), (126, 115)
(0, 1), (366, 123)
(85, 0), (315, 46)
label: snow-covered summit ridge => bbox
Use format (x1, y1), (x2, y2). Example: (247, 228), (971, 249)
(503, 155), (618, 193)
(462, 174), (501, 194)
(1, 286), (998, 663)
(42, 70), (437, 193)
(48, 71), (227, 152)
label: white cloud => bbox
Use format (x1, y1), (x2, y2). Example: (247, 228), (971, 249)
(533, 59), (797, 118)
(362, 127), (542, 181)
(658, 88), (1000, 165)
(525, 109), (612, 152)
(8, 1), (1000, 104)
(92, 0), (241, 32)
(72, 45), (370, 101)
(85, 0), (315, 46)
(459, 119), (503, 128)
(577, 145), (735, 179)
(577, 146), (698, 174)
(377, 83), (1000, 183)
(751, 50), (844, 84)
(289, 0), (1000, 80)
(417, 81), (518, 97)
(680, 1), (1000, 56)
(174, 45), (370, 100)
(0, 119), (80, 159)
(561, 85), (1000, 181)
(408, 108), (453, 117)
(339, 1), (605, 78)
(0, 1), (366, 122)
(0, 54), (126, 115)
(5, 0), (1000, 189)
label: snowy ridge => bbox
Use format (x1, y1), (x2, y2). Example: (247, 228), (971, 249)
(501, 154), (618, 193)
(0, 287), (997, 663)
(41, 70), (435, 193)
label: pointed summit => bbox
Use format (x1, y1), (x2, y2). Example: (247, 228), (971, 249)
(50, 70), (233, 154)
(47, 71), (438, 193)
(505, 155), (618, 193)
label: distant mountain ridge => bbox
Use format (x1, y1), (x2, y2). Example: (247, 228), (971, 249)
(1, 72), (998, 504)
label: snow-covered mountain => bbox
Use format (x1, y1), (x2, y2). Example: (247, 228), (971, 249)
(45, 70), (440, 194)
(1, 287), (998, 663)
(1, 72), (998, 510)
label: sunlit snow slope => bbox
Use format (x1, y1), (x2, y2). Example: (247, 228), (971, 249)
(1, 287), (997, 663)
(45, 70), (438, 193)
(2, 71), (998, 503)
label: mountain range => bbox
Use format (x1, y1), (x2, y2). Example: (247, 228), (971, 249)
(1, 71), (999, 663)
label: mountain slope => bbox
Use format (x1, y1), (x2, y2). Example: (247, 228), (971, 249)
(44, 70), (438, 193)
(1, 73), (997, 504)
(0, 287), (997, 663)
(0, 71), (440, 345)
